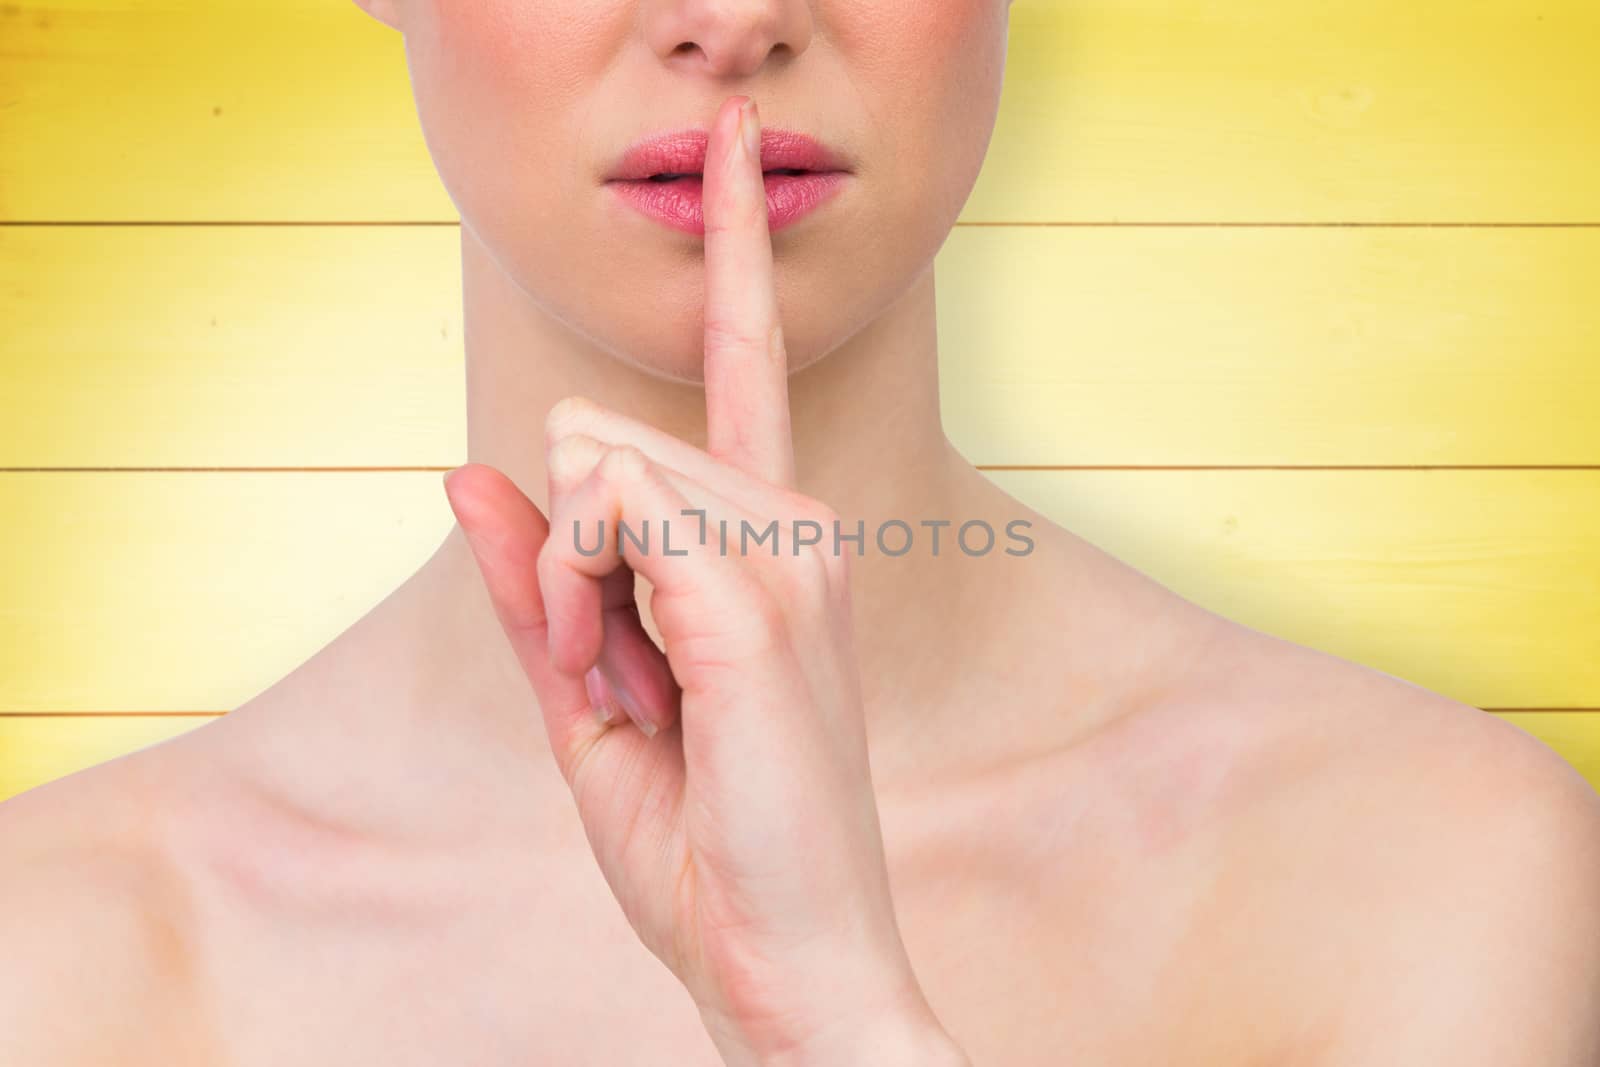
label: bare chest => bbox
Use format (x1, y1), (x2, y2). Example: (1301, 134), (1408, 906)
(176, 744), (1277, 1067)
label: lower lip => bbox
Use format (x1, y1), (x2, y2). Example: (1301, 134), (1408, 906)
(606, 171), (850, 236)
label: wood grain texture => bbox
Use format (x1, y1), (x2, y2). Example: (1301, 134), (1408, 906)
(2, 225), (1596, 468)
(2, 0), (1595, 800)
(0, 471), (1595, 713)
(0, 1), (1595, 222)
(0, 717), (215, 802)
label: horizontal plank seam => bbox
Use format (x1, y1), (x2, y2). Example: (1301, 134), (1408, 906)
(4, 221), (1600, 229)
(1, 709), (1595, 718)
(0, 711), (227, 717)
(981, 465), (1600, 472)
(3, 466), (1600, 474)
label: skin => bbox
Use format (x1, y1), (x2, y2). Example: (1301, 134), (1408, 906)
(3, 1), (1600, 1064)
(453, 95), (969, 1066)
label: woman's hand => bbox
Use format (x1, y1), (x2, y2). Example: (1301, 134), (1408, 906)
(442, 96), (969, 1067)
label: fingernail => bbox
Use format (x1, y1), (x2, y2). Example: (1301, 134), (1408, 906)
(740, 98), (759, 161)
(585, 666), (616, 726)
(603, 664), (657, 738)
(442, 464), (463, 490)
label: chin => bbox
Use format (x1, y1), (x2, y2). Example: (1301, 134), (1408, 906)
(540, 247), (833, 385)
(588, 313), (831, 387)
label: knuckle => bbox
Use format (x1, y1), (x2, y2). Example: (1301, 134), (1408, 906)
(827, 543), (854, 584)
(806, 500), (842, 532)
(822, 549), (853, 599)
(535, 537), (567, 585)
(802, 539), (842, 593)
(764, 533), (831, 608)
(777, 489), (835, 529)
(793, 549), (831, 597)
(745, 590), (790, 649)
(784, 498), (841, 549)
(703, 318), (766, 355)
(599, 443), (649, 484)
(564, 727), (610, 813)
(809, 535), (847, 585)
(535, 554), (577, 620)
(546, 395), (602, 446)
(775, 503), (852, 601)
(547, 433), (602, 490)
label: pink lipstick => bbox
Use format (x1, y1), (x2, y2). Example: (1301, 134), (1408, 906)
(604, 127), (852, 236)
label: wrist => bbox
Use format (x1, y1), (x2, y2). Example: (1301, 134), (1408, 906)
(760, 986), (970, 1067)
(694, 931), (969, 1067)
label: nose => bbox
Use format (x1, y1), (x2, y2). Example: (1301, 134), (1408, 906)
(642, 0), (814, 79)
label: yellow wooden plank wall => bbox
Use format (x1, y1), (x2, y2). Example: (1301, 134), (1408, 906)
(1, 0), (1596, 800)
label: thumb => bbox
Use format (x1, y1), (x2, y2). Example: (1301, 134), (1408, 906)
(443, 463), (690, 955)
(440, 462), (596, 779)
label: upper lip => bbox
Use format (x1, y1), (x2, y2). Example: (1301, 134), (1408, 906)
(605, 126), (851, 181)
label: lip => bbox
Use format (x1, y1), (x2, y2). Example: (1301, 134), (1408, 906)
(604, 126), (853, 236)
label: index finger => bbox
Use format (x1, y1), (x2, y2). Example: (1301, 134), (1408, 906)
(702, 94), (796, 489)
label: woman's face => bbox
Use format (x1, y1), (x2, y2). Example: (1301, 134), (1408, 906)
(362, 0), (1011, 382)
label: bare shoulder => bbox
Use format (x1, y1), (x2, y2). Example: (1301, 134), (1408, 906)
(0, 743), (219, 1065)
(1183, 624), (1600, 1064)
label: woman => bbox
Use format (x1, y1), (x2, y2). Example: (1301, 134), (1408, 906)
(3, 1), (1598, 1063)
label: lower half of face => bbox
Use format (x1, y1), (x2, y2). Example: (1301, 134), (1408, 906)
(402, 0), (1011, 383)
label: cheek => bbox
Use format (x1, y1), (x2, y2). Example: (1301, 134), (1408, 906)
(410, 2), (613, 236)
(902, 0), (1009, 149)
(907, 0), (1002, 60)
(840, 1), (1008, 220)
(417, 0), (569, 158)
(836, 0), (1003, 82)
(428, 0), (603, 99)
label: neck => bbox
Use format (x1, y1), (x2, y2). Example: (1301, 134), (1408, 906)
(455, 223), (961, 537)
(266, 225), (1055, 803)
